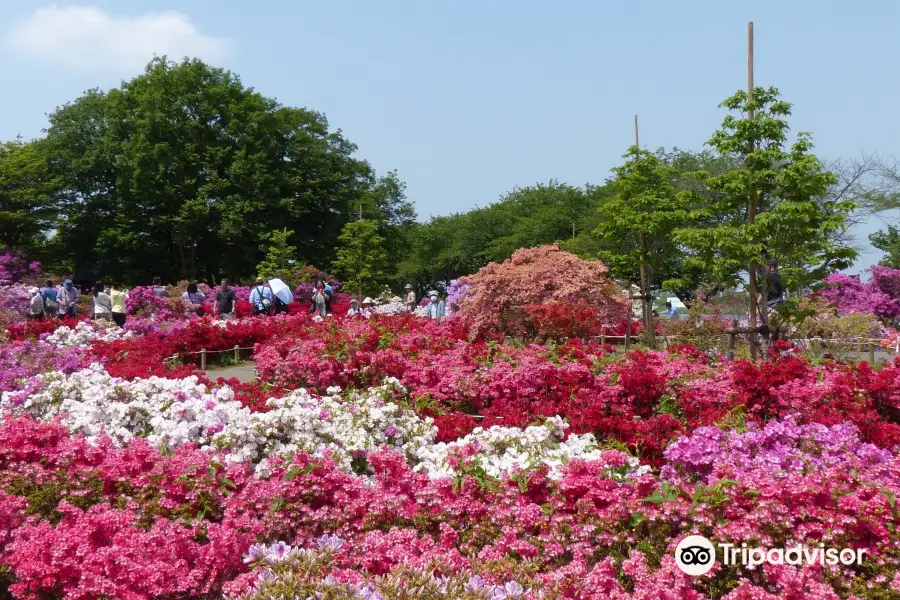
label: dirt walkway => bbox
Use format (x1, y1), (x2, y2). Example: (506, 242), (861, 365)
(203, 361), (257, 384)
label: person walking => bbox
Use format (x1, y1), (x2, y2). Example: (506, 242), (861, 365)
(92, 283), (113, 322)
(27, 287), (44, 320)
(426, 291), (445, 320)
(109, 282), (129, 327)
(249, 279), (274, 316)
(214, 279), (236, 319)
(323, 280), (334, 314)
(764, 259), (785, 308)
(41, 279), (59, 318)
(665, 301), (678, 319)
(58, 279), (80, 319)
(405, 284), (416, 313)
(182, 282), (206, 317)
(362, 297), (375, 318)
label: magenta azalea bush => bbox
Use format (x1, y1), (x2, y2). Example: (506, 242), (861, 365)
(0, 248), (40, 284)
(821, 267), (900, 319)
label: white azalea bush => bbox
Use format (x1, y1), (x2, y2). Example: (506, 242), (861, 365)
(412, 416), (650, 481)
(42, 320), (133, 348)
(0, 367), (432, 475)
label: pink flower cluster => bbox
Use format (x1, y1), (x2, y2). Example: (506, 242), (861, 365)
(0, 415), (895, 599)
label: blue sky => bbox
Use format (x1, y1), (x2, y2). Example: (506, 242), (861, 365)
(1, 1), (898, 273)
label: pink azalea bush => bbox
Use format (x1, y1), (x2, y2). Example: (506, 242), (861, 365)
(0, 416), (895, 599)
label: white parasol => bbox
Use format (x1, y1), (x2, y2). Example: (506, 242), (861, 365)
(268, 278), (293, 305)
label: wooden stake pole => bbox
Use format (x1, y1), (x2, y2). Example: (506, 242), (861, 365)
(746, 21), (759, 359)
(634, 115), (655, 348)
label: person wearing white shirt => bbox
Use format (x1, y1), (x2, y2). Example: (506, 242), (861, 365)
(92, 282), (113, 321)
(347, 298), (364, 317)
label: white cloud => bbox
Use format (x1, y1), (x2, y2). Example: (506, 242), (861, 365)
(5, 5), (231, 72)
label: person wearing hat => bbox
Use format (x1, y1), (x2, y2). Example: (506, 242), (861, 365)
(426, 290), (445, 320)
(58, 279), (80, 319)
(362, 297), (375, 318)
(405, 284), (416, 313)
(347, 298), (364, 317)
(27, 287), (44, 320)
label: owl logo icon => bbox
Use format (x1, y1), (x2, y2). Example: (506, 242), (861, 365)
(675, 535), (716, 575)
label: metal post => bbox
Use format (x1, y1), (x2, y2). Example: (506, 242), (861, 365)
(234, 345), (240, 362)
(200, 349), (207, 370)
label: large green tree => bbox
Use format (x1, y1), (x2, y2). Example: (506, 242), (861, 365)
(0, 138), (60, 256)
(256, 228), (298, 283)
(674, 87), (856, 350)
(43, 57), (403, 283)
(870, 226), (900, 268)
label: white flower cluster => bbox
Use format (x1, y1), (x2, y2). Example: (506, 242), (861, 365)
(42, 321), (133, 348)
(0, 367), (433, 476)
(373, 296), (410, 316)
(372, 296), (430, 317)
(212, 378), (436, 475)
(412, 416), (650, 481)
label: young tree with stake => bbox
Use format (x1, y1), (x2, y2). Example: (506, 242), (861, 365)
(594, 147), (686, 347)
(674, 87), (856, 351)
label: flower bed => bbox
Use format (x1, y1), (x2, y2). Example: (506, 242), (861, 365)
(0, 299), (898, 598)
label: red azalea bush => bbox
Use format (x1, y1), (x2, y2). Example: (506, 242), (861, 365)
(6, 315), (87, 341)
(456, 244), (630, 339)
(253, 316), (900, 463)
(524, 300), (608, 340)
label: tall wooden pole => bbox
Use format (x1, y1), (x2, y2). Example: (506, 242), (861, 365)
(746, 21), (759, 359)
(634, 115), (654, 347)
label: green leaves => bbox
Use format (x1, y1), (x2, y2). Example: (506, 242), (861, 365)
(256, 229), (298, 283)
(673, 87), (856, 302)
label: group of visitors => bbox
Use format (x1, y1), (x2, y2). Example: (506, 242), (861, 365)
(26, 276), (451, 325)
(27, 280), (129, 326)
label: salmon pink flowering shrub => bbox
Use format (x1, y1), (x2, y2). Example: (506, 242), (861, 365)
(456, 244), (629, 339)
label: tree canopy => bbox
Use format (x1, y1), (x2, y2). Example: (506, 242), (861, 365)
(32, 57), (412, 283)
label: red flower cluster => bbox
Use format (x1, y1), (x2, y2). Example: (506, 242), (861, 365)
(6, 316), (86, 341)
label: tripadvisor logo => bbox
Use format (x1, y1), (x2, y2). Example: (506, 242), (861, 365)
(674, 535), (867, 576)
